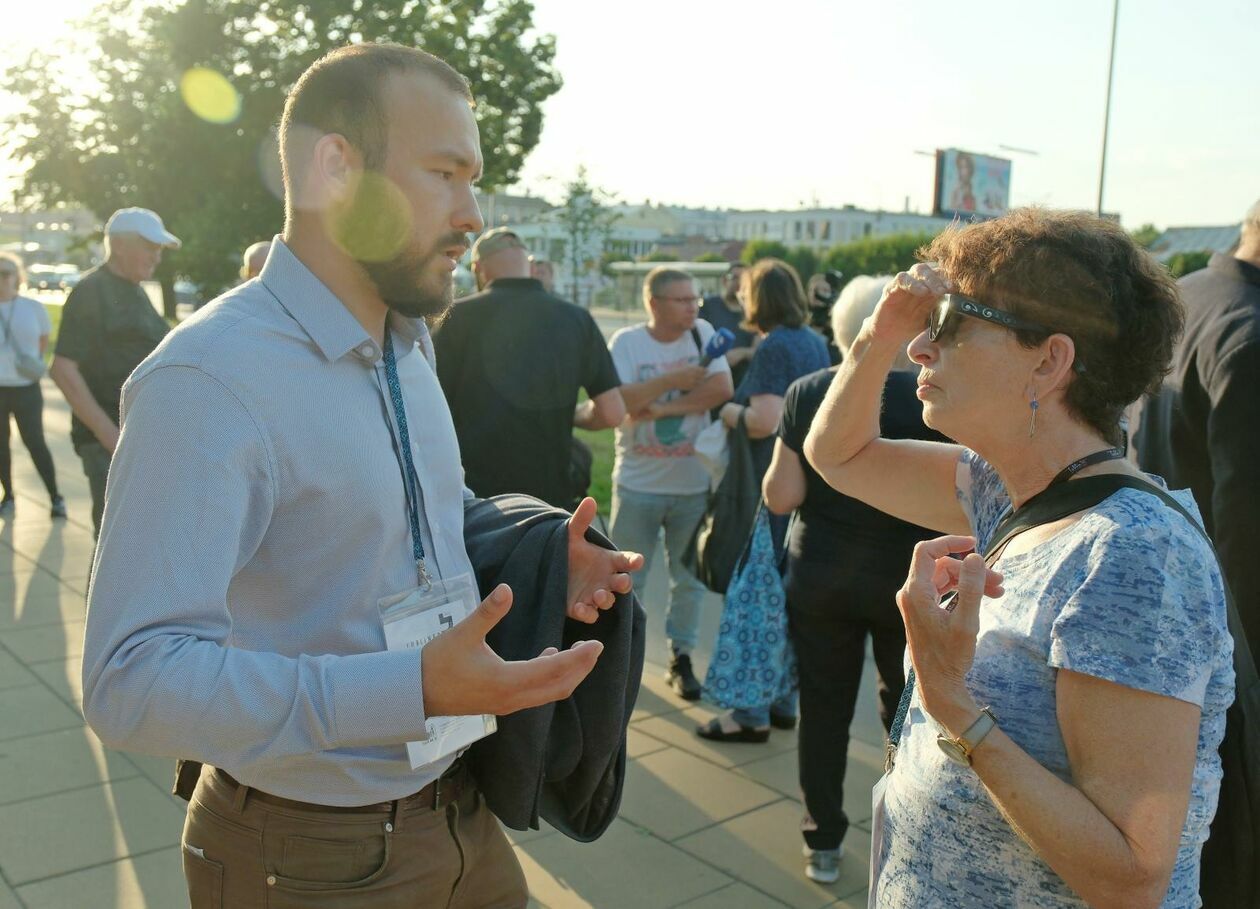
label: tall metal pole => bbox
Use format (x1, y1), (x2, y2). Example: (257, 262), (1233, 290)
(1097, 0), (1120, 216)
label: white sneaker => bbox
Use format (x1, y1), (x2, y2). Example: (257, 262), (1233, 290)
(803, 844), (843, 884)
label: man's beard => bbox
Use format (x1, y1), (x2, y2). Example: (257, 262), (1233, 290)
(361, 238), (459, 321)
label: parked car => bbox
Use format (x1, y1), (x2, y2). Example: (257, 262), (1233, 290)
(26, 264), (80, 292)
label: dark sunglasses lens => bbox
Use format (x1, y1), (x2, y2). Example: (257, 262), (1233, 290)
(928, 299), (951, 342)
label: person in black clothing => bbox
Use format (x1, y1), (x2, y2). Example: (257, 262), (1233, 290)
(762, 278), (944, 884)
(699, 262), (756, 385)
(50, 207), (180, 535)
(1135, 197), (1260, 658)
(434, 227), (625, 508)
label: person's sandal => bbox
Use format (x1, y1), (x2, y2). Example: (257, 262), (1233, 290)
(770, 710), (798, 730)
(695, 717), (770, 743)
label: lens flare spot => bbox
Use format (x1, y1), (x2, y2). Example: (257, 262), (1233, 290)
(180, 68), (242, 124)
(326, 171), (412, 263)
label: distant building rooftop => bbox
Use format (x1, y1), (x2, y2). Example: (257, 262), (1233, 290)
(1149, 225), (1240, 262)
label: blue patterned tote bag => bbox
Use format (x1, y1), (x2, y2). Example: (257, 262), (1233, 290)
(703, 505), (797, 709)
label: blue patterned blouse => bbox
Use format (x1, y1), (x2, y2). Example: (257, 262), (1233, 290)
(874, 450), (1234, 908)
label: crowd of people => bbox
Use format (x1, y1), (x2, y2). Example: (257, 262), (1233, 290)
(1, 37), (1255, 909)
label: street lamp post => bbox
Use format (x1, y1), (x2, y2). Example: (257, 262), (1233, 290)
(1097, 0), (1120, 216)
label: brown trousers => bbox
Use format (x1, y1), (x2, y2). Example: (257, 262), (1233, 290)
(182, 765), (529, 908)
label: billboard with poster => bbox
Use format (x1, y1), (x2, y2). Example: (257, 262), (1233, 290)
(933, 149), (1011, 219)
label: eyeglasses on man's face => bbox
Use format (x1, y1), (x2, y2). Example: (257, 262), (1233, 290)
(655, 294), (700, 306)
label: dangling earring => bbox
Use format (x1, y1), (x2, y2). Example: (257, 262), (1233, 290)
(1028, 392), (1039, 438)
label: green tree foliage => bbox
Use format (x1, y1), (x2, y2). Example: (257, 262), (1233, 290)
(1129, 223), (1161, 249)
(640, 250), (680, 262)
(784, 246), (819, 283)
(553, 167), (619, 306)
(823, 232), (935, 285)
(693, 252), (727, 263)
(740, 239), (788, 264)
(4, 0), (561, 315)
(1165, 251), (1212, 279)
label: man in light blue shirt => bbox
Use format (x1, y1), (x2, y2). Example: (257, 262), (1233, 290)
(81, 43), (641, 908)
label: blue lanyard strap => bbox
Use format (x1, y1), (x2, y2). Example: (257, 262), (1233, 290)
(381, 332), (430, 587)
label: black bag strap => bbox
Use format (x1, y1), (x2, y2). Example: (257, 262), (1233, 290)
(689, 326), (703, 358)
(885, 472), (1253, 769)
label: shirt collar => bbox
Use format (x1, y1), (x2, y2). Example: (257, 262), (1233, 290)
(259, 238), (425, 364)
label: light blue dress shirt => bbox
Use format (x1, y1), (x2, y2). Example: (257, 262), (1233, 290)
(81, 239), (477, 805)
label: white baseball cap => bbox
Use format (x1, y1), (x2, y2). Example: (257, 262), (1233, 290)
(105, 208), (182, 249)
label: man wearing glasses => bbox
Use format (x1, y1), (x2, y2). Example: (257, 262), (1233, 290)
(607, 266), (734, 699)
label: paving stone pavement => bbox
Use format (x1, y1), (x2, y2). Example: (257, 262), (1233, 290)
(0, 378), (889, 908)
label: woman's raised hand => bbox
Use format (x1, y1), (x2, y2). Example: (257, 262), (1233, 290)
(867, 263), (952, 347)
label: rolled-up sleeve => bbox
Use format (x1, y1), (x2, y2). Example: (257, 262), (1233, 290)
(82, 365), (431, 766)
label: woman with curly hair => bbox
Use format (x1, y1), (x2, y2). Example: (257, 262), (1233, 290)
(805, 209), (1234, 908)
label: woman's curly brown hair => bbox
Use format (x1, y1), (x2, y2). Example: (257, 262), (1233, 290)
(920, 208), (1184, 443)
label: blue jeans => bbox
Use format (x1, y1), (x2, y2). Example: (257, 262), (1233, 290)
(732, 694), (798, 728)
(609, 486), (709, 656)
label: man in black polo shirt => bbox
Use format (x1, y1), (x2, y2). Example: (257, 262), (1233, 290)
(50, 208), (180, 534)
(434, 228), (625, 508)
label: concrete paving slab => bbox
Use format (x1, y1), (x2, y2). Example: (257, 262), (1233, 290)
(676, 800), (870, 909)
(0, 777), (184, 885)
(618, 747), (781, 841)
(0, 727), (137, 806)
(28, 656), (82, 709)
(0, 685), (84, 741)
(0, 880), (20, 909)
(17, 846), (187, 909)
(0, 586), (86, 632)
(733, 746), (885, 824)
(0, 551), (39, 576)
(516, 818), (731, 909)
(0, 574), (85, 629)
(625, 726), (669, 760)
(118, 752), (182, 803)
(678, 881), (791, 907)
(0, 648), (38, 689)
(0, 619), (85, 664)
(633, 705), (799, 769)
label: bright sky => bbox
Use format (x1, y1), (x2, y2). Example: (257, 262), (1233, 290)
(5, 0), (1257, 229)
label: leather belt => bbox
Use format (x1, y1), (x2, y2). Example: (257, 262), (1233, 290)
(213, 760), (469, 814)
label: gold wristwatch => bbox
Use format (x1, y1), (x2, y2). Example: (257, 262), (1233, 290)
(936, 707), (998, 767)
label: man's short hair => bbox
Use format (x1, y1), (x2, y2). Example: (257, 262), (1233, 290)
(279, 43), (472, 193)
(0, 250), (25, 285)
(642, 266), (694, 308)
(1244, 198), (1260, 237)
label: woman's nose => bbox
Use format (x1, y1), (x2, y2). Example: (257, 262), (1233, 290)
(907, 329), (935, 365)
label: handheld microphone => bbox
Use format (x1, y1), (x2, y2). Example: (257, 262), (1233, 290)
(699, 328), (737, 367)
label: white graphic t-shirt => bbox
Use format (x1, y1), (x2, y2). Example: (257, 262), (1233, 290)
(609, 319), (730, 495)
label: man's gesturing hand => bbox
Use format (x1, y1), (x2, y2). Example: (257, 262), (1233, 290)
(566, 497), (643, 623)
(421, 583), (603, 718)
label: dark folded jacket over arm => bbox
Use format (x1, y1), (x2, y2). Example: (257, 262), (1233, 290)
(463, 494), (646, 842)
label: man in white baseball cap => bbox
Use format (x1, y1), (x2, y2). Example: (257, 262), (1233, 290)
(49, 207), (181, 534)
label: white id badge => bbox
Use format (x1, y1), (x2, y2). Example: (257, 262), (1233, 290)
(378, 573), (497, 770)
(868, 771), (890, 908)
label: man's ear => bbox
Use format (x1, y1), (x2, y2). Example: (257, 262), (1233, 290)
(311, 133), (360, 205)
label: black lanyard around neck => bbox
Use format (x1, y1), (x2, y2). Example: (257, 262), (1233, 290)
(379, 331), (431, 588)
(884, 445), (1127, 771)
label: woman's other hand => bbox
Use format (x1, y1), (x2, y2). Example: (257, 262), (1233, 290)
(896, 535), (1004, 721)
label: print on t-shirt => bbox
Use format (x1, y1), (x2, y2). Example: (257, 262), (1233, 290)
(631, 355), (705, 457)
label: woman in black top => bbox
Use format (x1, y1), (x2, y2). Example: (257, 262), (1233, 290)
(762, 276), (944, 884)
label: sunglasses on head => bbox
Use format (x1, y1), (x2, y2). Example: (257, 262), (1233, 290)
(928, 293), (1086, 372)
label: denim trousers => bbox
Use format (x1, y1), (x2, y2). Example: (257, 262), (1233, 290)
(609, 485), (709, 656)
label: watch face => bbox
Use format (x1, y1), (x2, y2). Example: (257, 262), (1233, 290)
(937, 735), (971, 767)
